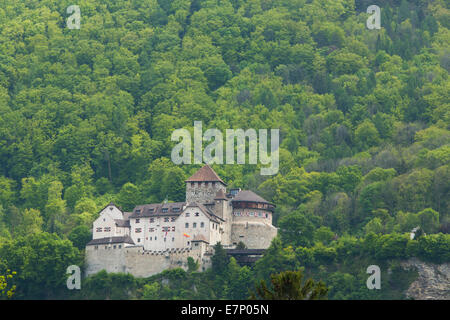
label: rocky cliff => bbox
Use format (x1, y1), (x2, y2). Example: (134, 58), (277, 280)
(401, 258), (450, 300)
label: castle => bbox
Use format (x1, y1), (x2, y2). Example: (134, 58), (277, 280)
(85, 165), (278, 277)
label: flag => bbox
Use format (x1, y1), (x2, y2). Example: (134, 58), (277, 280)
(183, 233), (190, 238)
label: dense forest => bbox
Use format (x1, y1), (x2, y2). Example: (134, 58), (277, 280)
(0, 0), (449, 299)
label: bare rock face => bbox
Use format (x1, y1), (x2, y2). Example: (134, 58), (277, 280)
(401, 258), (450, 300)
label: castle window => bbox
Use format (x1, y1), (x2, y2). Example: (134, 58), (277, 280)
(104, 227), (111, 232)
(195, 212), (199, 217)
(96, 227), (102, 232)
(164, 217), (169, 222)
(155, 236), (157, 241)
(171, 217), (176, 222)
(172, 237), (175, 242)
(118, 245), (121, 249)
(149, 208), (154, 213)
(149, 228), (154, 232)
(258, 212), (263, 217)
(135, 228), (142, 233)
(172, 226), (175, 231)
(164, 238), (166, 242)
(201, 222), (204, 228)
(136, 218), (140, 223)
(150, 237), (152, 241)
(150, 218), (154, 223)
(113, 245), (116, 249)
(137, 238), (141, 243)
(185, 223), (189, 228)
(186, 212), (190, 217)
(193, 223), (197, 228)
(266, 213), (268, 218)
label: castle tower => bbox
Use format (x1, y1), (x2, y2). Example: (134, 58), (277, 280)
(230, 190), (277, 249)
(185, 165), (227, 204)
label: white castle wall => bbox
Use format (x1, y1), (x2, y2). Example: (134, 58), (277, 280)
(85, 244), (212, 278)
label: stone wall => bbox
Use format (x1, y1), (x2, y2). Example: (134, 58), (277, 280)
(85, 245), (212, 278)
(186, 182), (226, 204)
(85, 244), (128, 276)
(231, 221), (277, 249)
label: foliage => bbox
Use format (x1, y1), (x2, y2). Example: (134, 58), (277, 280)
(251, 269), (328, 300)
(0, 0), (448, 300)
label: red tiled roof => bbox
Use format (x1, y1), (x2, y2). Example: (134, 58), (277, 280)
(186, 165), (226, 185)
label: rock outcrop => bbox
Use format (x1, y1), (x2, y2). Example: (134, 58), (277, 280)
(401, 258), (450, 300)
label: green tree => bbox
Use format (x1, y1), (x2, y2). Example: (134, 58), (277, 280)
(252, 269), (328, 300)
(68, 225), (92, 250)
(211, 242), (229, 276)
(417, 208), (439, 234)
(279, 211), (315, 247)
(142, 282), (161, 300)
(116, 183), (142, 212)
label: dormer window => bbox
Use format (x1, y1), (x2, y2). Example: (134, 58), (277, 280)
(135, 209), (141, 215)
(172, 207), (180, 212)
(162, 208), (168, 213)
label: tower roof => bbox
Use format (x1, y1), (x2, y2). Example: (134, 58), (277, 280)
(185, 165), (226, 185)
(232, 190), (272, 205)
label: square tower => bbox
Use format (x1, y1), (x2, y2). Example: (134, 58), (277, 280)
(185, 165), (227, 204)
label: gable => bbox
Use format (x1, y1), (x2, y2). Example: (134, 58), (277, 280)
(99, 204), (124, 220)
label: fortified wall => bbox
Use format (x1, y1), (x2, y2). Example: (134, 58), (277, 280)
(85, 243), (212, 278)
(231, 221), (278, 249)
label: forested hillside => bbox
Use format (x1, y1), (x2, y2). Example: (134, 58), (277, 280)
(0, 0), (449, 299)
